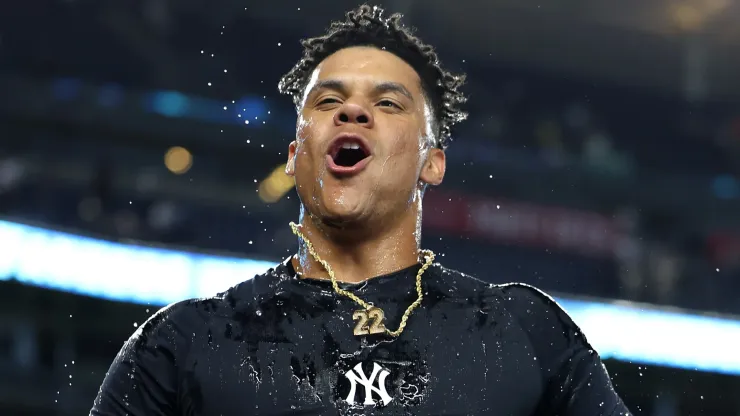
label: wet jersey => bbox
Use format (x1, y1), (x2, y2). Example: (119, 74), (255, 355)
(90, 259), (631, 415)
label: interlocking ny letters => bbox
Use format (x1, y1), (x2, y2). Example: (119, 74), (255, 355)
(344, 362), (393, 406)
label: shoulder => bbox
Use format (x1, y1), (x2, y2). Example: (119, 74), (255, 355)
(497, 282), (563, 313)
(185, 259), (289, 315)
(432, 264), (567, 313)
(119, 278), (259, 362)
(126, 297), (212, 351)
(431, 265), (585, 342)
(431, 264), (557, 306)
(129, 269), (268, 344)
(497, 283), (592, 349)
(429, 263), (497, 294)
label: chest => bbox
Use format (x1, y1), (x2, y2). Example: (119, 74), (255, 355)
(180, 302), (543, 415)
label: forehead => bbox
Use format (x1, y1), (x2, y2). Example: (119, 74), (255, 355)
(310, 47), (423, 95)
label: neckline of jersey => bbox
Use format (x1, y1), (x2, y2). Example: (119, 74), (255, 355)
(275, 257), (426, 295)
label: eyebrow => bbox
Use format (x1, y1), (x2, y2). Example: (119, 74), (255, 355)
(307, 79), (414, 102)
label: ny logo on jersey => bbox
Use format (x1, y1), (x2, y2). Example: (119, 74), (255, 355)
(343, 362), (393, 406)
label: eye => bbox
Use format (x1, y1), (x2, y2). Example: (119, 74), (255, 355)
(377, 99), (401, 109)
(317, 97), (341, 105)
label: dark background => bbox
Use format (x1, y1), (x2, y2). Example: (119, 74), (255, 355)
(1, 0), (740, 414)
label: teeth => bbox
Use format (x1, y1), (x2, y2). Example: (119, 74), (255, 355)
(341, 142), (361, 150)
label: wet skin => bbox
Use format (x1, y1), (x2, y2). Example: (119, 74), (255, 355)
(286, 46), (446, 284)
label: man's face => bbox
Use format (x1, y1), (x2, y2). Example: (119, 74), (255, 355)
(286, 46), (445, 228)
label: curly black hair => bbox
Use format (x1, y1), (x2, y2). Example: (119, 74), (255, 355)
(278, 4), (467, 149)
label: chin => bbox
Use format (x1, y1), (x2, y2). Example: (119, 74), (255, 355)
(319, 185), (366, 210)
(318, 206), (368, 229)
(314, 197), (371, 228)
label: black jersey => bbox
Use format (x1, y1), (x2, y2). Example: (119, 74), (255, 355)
(90, 259), (630, 415)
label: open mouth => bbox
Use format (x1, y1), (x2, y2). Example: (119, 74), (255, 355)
(328, 135), (372, 170)
(332, 142), (369, 167)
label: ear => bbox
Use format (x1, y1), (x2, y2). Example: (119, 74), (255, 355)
(419, 147), (445, 186)
(286, 140), (297, 177)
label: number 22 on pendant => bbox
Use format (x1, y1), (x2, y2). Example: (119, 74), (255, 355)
(353, 308), (386, 336)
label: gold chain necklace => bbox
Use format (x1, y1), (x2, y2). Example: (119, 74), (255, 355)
(289, 221), (434, 338)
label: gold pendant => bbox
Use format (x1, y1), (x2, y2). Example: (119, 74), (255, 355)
(352, 307), (387, 336)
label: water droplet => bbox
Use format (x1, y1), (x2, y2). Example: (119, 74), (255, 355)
(245, 120), (250, 124)
(133, 322), (138, 327)
(207, 82), (212, 86)
(277, 42), (282, 46)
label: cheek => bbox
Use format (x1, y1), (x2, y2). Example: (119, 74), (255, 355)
(294, 114), (331, 181)
(386, 125), (424, 166)
(388, 128), (429, 182)
(296, 113), (313, 145)
(295, 115), (321, 160)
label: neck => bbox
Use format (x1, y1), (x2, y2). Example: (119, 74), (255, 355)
(291, 210), (422, 284)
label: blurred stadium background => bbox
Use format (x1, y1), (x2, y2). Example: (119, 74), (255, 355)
(1, 0), (740, 414)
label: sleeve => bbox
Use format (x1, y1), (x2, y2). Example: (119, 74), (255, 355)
(89, 301), (194, 416)
(501, 284), (632, 416)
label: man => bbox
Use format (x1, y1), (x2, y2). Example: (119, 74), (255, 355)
(91, 5), (631, 415)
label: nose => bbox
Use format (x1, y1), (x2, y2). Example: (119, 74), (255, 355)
(334, 102), (374, 128)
